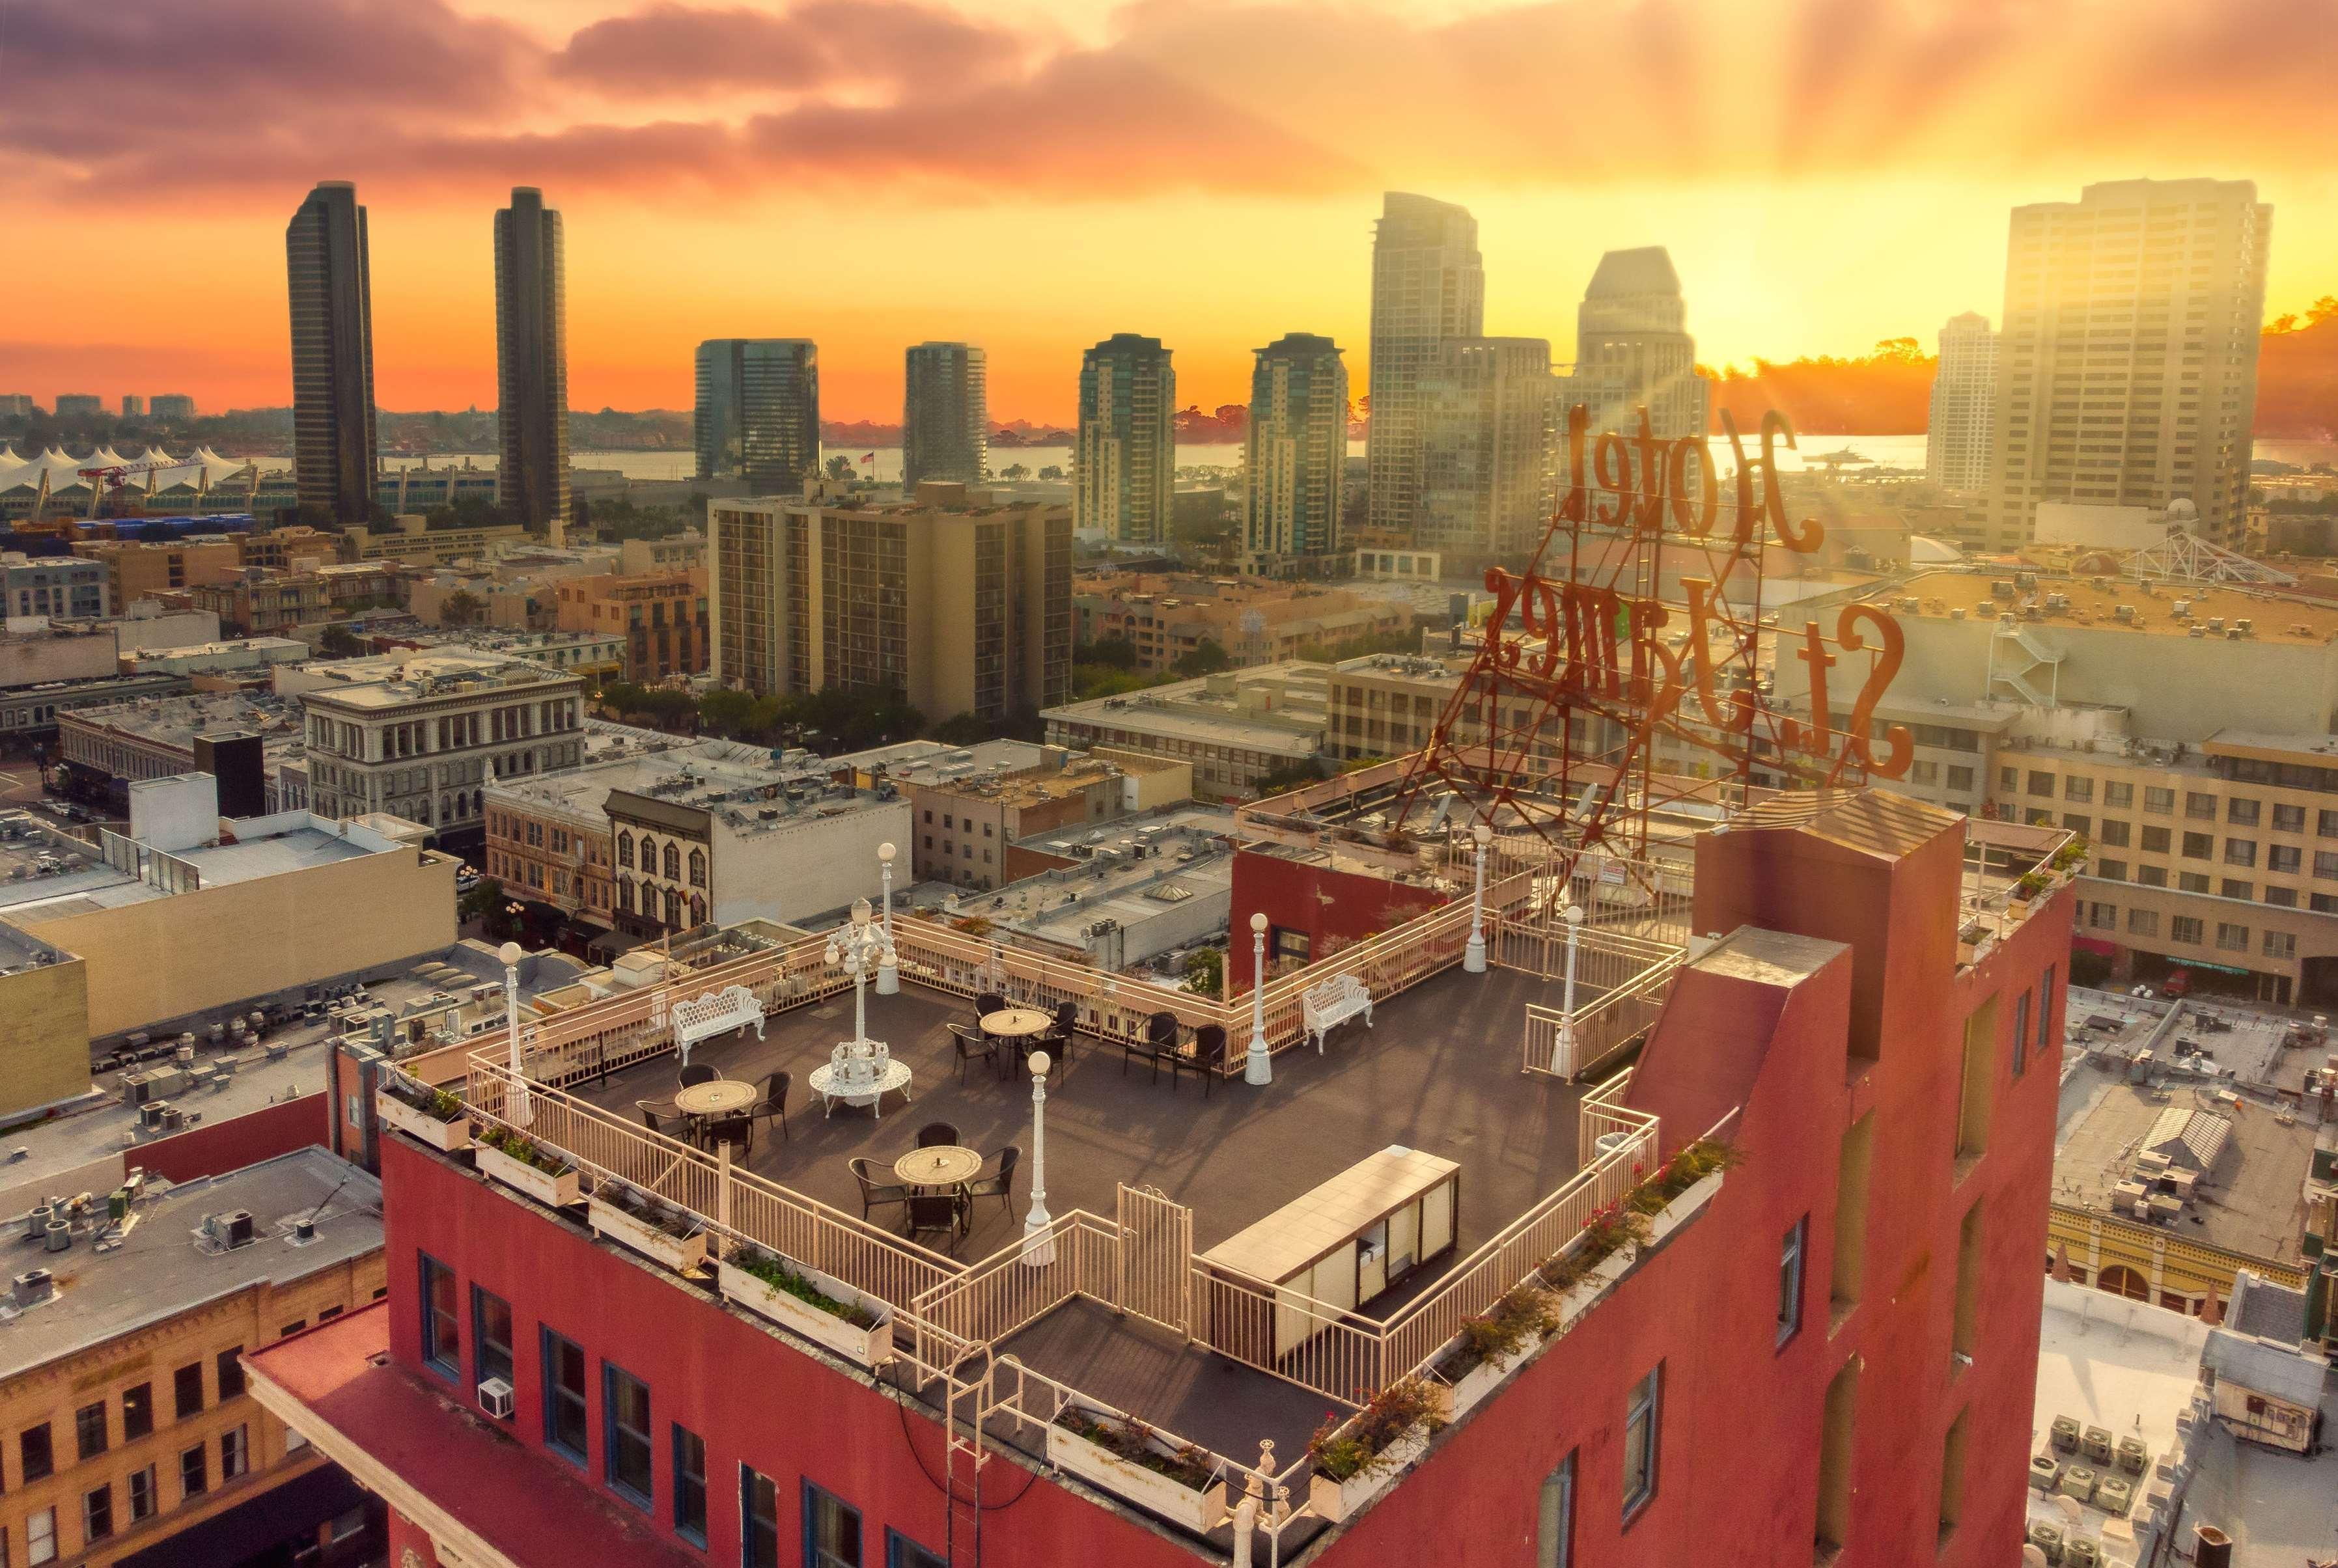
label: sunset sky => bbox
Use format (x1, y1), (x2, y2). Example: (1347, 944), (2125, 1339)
(7, 0), (2335, 423)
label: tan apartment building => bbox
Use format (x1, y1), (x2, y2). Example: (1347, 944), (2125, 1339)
(710, 482), (1072, 723)
(551, 568), (708, 681)
(894, 744), (1191, 889)
(0, 1149), (386, 1568)
(1073, 571), (1412, 672)
(72, 539), (245, 610)
(1042, 661), (1330, 799)
(189, 571), (327, 637)
(332, 514), (529, 565)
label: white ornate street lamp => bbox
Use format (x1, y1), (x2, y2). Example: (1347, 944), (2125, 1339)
(500, 940), (533, 1127)
(824, 898), (894, 1051)
(1464, 821), (1493, 974)
(874, 842), (899, 995)
(1553, 902), (1584, 1075)
(1022, 1050), (1055, 1266)
(1244, 911), (1273, 1086)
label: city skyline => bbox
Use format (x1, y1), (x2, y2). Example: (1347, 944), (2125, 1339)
(8, 1), (2336, 421)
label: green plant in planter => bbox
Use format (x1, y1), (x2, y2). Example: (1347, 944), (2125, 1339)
(1626, 1138), (1742, 1217)
(483, 1127), (571, 1176)
(2014, 870), (2046, 901)
(426, 1088), (464, 1121)
(1055, 1411), (1215, 1490)
(1307, 1377), (1445, 1481)
(1442, 1283), (1560, 1379)
(729, 1247), (878, 1328)
(2052, 838), (2089, 872)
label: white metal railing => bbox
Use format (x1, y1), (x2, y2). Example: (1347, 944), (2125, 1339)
(1521, 946), (1683, 1080)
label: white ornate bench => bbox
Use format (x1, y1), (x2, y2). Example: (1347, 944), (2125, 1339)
(673, 984), (765, 1065)
(1301, 974), (1374, 1053)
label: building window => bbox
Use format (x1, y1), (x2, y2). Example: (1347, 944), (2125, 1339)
(26, 1507), (55, 1565)
(2228, 797), (2261, 827)
(217, 1347), (247, 1401)
(2098, 819), (2130, 848)
(2186, 791), (2217, 821)
(542, 1329), (589, 1465)
(174, 1361), (204, 1418)
(604, 1365), (653, 1507)
(2215, 922), (2249, 953)
(2104, 782), (2133, 809)
(2264, 930), (2298, 959)
(20, 1421), (53, 1481)
(122, 1384), (152, 1440)
(1777, 1218), (1807, 1345)
(2223, 879), (2254, 901)
(617, 831), (633, 868)
(180, 1442), (208, 1498)
(2013, 989), (2034, 1077)
(2141, 825), (2171, 853)
(2128, 909), (2160, 937)
(129, 1465), (158, 1522)
(2180, 872), (2211, 894)
(2027, 771), (2055, 797)
(2096, 860), (2126, 881)
(1999, 767), (2017, 792)
(74, 1401), (107, 1461)
(2266, 885), (2298, 908)
(1947, 765), (1975, 793)
(2171, 916), (2204, 944)
(742, 1466), (781, 1568)
(2273, 803), (2305, 834)
(887, 1533), (947, 1568)
(2144, 787), (2175, 815)
(673, 1425), (708, 1544)
(1538, 1451), (1578, 1568)
(2065, 776), (2093, 803)
(2225, 840), (2258, 868)
(2320, 810), (2338, 838)
(1621, 1364), (1663, 1520)
(2181, 832), (2213, 860)
(804, 1481), (863, 1568)
(421, 1254), (461, 1378)
(2270, 845), (2302, 875)
(221, 1424), (249, 1479)
(2087, 901), (2116, 929)
(83, 1483), (113, 1545)
(473, 1286), (514, 1390)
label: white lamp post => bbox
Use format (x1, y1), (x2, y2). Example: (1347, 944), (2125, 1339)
(874, 842), (899, 995)
(1022, 1050), (1055, 1266)
(824, 898), (894, 1051)
(1244, 912), (1273, 1086)
(1464, 821), (1493, 973)
(499, 940), (533, 1127)
(1553, 903), (1584, 1075)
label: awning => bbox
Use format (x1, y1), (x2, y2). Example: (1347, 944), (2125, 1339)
(2072, 937), (2120, 957)
(115, 1461), (364, 1568)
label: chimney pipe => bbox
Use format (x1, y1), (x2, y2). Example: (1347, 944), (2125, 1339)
(2195, 1526), (2233, 1568)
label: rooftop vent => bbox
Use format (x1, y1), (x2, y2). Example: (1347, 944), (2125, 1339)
(11, 1269), (54, 1308)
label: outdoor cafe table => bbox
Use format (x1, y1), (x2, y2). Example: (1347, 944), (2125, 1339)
(673, 1079), (757, 1118)
(894, 1146), (982, 1189)
(981, 1007), (1053, 1043)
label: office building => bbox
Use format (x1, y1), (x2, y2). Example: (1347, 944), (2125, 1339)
(902, 342), (988, 489)
(693, 339), (819, 496)
(1074, 334), (1174, 544)
(1074, 571), (1410, 673)
(551, 569), (708, 681)
(1926, 313), (1998, 495)
(119, 394), (145, 419)
(53, 394), (104, 419)
(285, 182), (378, 525)
(710, 484), (1071, 722)
(1985, 178), (2271, 551)
(3, 551), (109, 620)
(1043, 659), (1332, 798)
(1242, 333), (1349, 568)
(248, 785), (2068, 1568)
(150, 394), (197, 421)
(1417, 336), (1558, 567)
(494, 187), (570, 536)
(1572, 245), (1706, 442)
(869, 739), (1190, 890)
(1367, 193), (1484, 542)
(0, 1148), (386, 1568)
(0, 394), (36, 417)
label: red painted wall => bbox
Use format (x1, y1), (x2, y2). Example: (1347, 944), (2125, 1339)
(138, 1091), (330, 1185)
(380, 1139), (1206, 1568)
(1227, 846), (1451, 992)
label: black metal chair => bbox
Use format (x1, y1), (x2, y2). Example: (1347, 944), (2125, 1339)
(906, 1189), (967, 1252)
(751, 1071), (790, 1142)
(947, 1022), (992, 1083)
(975, 991), (1008, 1019)
(849, 1157), (912, 1224)
(1122, 1010), (1180, 1084)
(701, 1114), (754, 1159)
(915, 1120), (961, 1149)
(637, 1100), (678, 1136)
(678, 1062), (717, 1088)
(1171, 1024), (1227, 1096)
(964, 1145), (1022, 1221)
(1045, 1000), (1080, 1064)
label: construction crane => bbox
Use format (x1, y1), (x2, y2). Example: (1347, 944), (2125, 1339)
(76, 456), (208, 519)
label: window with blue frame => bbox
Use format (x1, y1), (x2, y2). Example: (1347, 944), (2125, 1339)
(420, 1255), (460, 1378)
(604, 1364), (653, 1507)
(2012, 989), (2033, 1078)
(741, 1465), (779, 1568)
(472, 1286), (514, 1389)
(887, 1530), (945, 1568)
(673, 1425), (708, 1545)
(1621, 1363), (1663, 1522)
(542, 1328), (589, 1464)
(803, 1481), (861, 1568)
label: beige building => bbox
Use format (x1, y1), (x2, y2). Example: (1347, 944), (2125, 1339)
(1926, 311), (1997, 497)
(1042, 661), (1329, 800)
(710, 482), (1072, 723)
(1984, 178), (2270, 552)
(72, 538), (245, 609)
(1074, 571), (1412, 673)
(333, 514), (529, 565)
(0, 1149), (386, 1568)
(892, 743), (1191, 890)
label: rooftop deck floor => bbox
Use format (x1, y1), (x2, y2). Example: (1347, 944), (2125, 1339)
(579, 963), (1591, 1278)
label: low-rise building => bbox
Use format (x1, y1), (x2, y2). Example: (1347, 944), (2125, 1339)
(3, 549), (109, 619)
(550, 569), (708, 681)
(118, 637), (313, 683)
(334, 514), (526, 566)
(1074, 571), (1412, 671)
(933, 806), (1236, 969)
(56, 689), (307, 816)
(72, 538), (245, 609)
(1043, 661), (1331, 799)
(1, 672), (189, 755)
(0, 1148), (387, 1568)
(861, 739), (1191, 889)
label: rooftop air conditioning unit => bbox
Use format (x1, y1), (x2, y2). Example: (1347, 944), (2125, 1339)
(478, 1377), (516, 1419)
(2225, 628), (2242, 640)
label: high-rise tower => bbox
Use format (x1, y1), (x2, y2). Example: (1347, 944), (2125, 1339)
(1986, 178), (2269, 550)
(1572, 247), (1705, 442)
(902, 343), (989, 489)
(1366, 194), (1484, 542)
(285, 180), (377, 525)
(1074, 335), (1173, 545)
(1418, 337), (1558, 568)
(1926, 313), (1997, 495)
(495, 187), (569, 535)
(1242, 334), (1349, 566)
(695, 340), (820, 495)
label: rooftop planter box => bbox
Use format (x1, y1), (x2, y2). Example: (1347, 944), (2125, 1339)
(590, 1188), (709, 1274)
(1046, 1410), (1227, 1535)
(1645, 1170), (1723, 1246)
(717, 1250), (892, 1369)
(1428, 1282), (1557, 1422)
(376, 1084), (469, 1152)
(1309, 1422), (1428, 1524)
(1307, 1378), (1442, 1524)
(475, 1133), (580, 1209)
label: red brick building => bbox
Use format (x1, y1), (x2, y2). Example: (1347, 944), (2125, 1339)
(253, 790), (2068, 1568)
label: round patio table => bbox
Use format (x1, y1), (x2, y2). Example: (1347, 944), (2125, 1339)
(894, 1146), (982, 1188)
(673, 1080), (757, 1118)
(981, 1007), (1053, 1041)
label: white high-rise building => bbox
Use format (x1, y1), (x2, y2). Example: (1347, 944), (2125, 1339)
(1572, 247), (1705, 442)
(1367, 193), (1484, 544)
(1985, 178), (2270, 551)
(1925, 312), (1997, 495)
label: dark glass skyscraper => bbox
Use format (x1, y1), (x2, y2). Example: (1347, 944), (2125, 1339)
(694, 339), (819, 496)
(285, 181), (376, 524)
(1073, 334), (1173, 544)
(494, 187), (568, 532)
(1243, 333), (1348, 562)
(902, 342), (988, 489)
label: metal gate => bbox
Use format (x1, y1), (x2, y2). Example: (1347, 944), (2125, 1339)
(1116, 1183), (1192, 1337)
